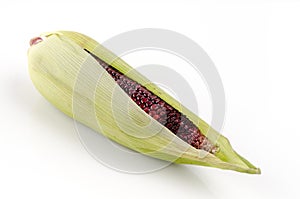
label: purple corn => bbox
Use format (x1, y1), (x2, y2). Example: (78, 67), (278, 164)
(87, 51), (218, 154)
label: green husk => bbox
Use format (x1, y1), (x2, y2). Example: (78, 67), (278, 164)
(28, 31), (260, 174)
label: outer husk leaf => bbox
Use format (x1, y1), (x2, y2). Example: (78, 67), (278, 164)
(28, 31), (260, 174)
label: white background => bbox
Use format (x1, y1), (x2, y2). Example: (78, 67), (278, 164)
(1, 0), (299, 198)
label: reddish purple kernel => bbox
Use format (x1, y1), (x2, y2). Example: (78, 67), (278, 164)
(29, 37), (43, 46)
(87, 50), (218, 154)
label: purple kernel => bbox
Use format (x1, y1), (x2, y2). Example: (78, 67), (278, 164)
(87, 50), (217, 154)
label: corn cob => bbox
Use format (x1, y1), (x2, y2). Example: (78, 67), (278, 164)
(27, 31), (260, 174)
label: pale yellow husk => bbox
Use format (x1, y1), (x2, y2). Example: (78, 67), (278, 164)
(27, 31), (260, 174)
